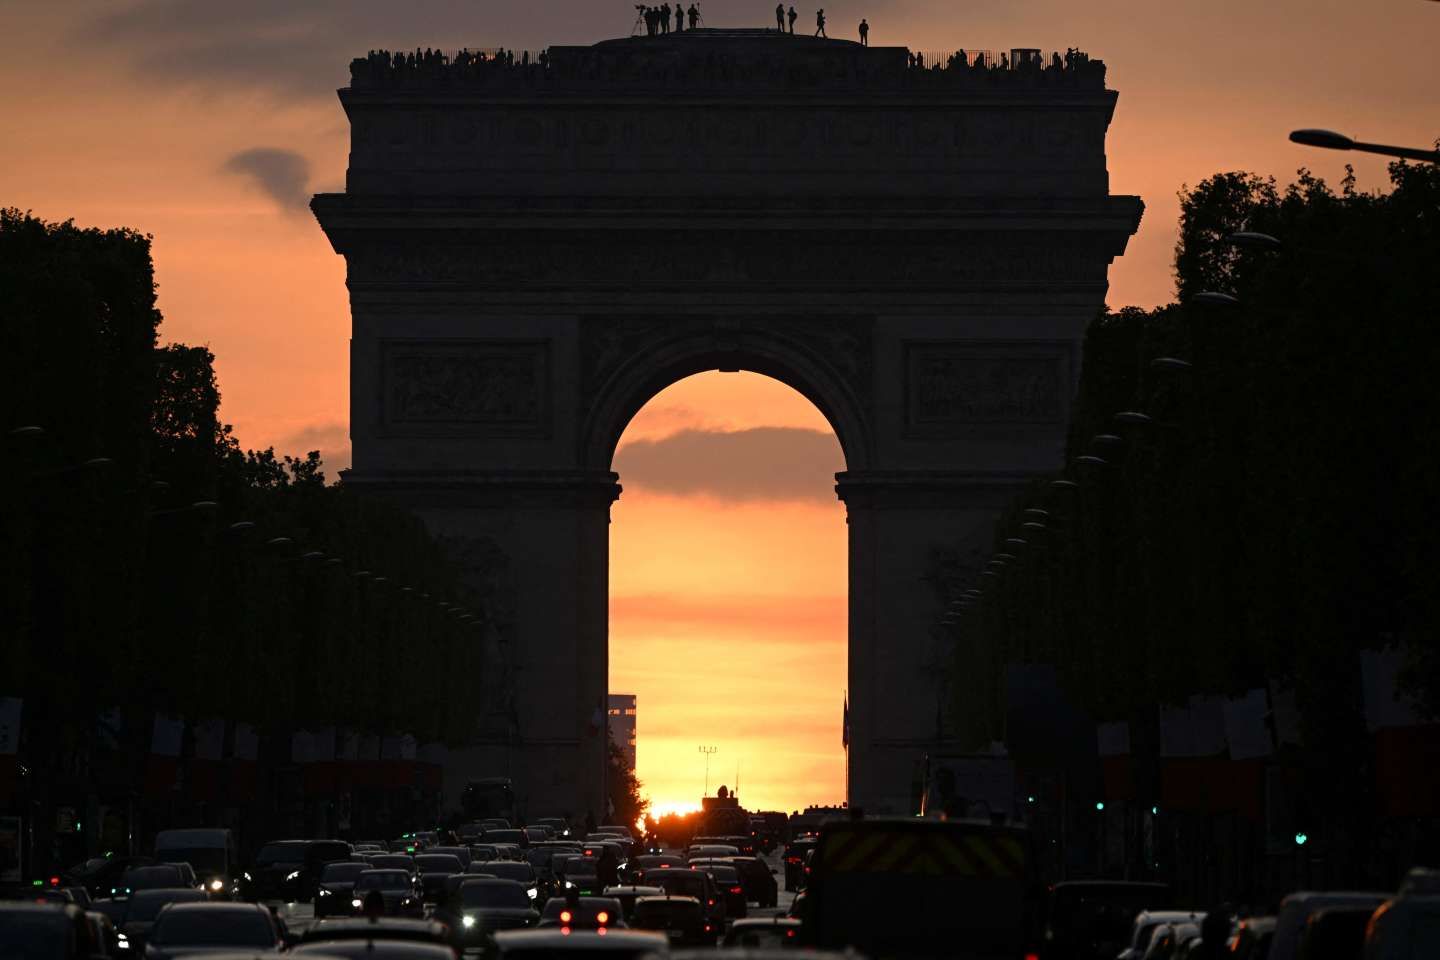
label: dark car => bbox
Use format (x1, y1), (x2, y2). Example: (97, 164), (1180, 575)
(351, 868), (423, 917)
(434, 878), (540, 947)
(474, 861), (540, 905)
(1044, 881), (1172, 960)
(118, 865), (188, 897)
(293, 942), (455, 960)
(0, 902), (110, 960)
(300, 917), (451, 946)
(119, 887), (208, 952)
(486, 829), (527, 850)
(369, 853), (416, 875)
(538, 896), (625, 929)
(642, 867), (725, 928)
(492, 928), (667, 960)
(724, 916), (802, 948)
(314, 861), (372, 918)
(687, 861), (747, 919)
(630, 894), (714, 946)
(781, 837), (816, 892)
(244, 839), (352, 902)
(557, 856), (605, 897)
(625, 854), (682, 886)
(724, 855), (779, 907)
(602, 885), (663, 923)
(428, 846), (473, 870)
(63, 856), (156, 900)
(142, 900), (284, 958)
(413, 853), (464, 903)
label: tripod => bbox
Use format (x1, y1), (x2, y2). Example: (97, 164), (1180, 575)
(631, 7), (647, 36)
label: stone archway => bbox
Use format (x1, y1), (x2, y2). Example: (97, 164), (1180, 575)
(314, 29), (1142, 818)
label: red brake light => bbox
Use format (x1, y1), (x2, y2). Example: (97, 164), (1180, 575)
(596, 911), (609, 924)
(1025, 954), (1039, 960)
(786, 929), (796, 938)
(559, 910), (572, 923)
(730, 886), (743, 894)
(48, 876), (60, 887)
(708, 898), (715, 905)
(597, 926), (607, 936)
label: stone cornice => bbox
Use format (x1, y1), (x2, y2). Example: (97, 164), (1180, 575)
(836, 470), (1041, 508)
(341, 469), (622, 508)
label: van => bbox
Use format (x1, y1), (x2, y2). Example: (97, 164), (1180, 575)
(153, 828), (238, 896)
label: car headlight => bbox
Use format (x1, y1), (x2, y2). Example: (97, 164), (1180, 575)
(209, 879), (224, 892)
(242, 872), (252, 882)
(527, 887), (538, 899)
(462, 915), (476, 928)
(318, 888), (331, 897)
(352, 898), (363, 908)
(564, 881), (576, 889)
(285, 870), (300, 882)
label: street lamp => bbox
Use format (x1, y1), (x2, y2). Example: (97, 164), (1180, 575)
(1150, 357), (1193, 374)
(698, 745), (719, 797)
(1189, 291), (1239, 308)
(1226, 231), (1282, 252)
(1290, 129), (1440, 164)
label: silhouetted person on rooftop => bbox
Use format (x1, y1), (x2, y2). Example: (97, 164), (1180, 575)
(673, 6), (682, 31)
(661, 3), (671, 33)
(858, 18), (868, 45)
(815, 8), (826, 36)
(688, 4), (699, 28)
(776, 3), (785, 30)
(787, 6), (797, 32)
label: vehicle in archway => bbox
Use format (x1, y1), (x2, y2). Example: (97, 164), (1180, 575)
(461, 778), (516, 824)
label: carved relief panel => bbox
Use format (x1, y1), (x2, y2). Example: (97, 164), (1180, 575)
(379, 339), (551, 437)
(904, 341), (1070, 434)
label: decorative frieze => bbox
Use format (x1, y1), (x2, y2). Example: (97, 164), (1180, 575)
(380, 339), (550, 436)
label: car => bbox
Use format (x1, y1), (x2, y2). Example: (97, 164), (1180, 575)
(468, 845), (501, 865)
(685, 861), (746, 919)
(244, 839), (353, 902)
(474, 860), (541, 903)
(293, 941), (456, 960)
(118, 887), (208, 952)
(1298, 905), (1374, 960)
(64, 856), (156, 900)
(533, 818), (572, 839)
(0, 902), (111, 959)
(538, 896), (626, 929)
(1043, 880), (1172, 960)
(1141, 920), (1199, 959)
(433, 878), (540, 947)
(83, 908), (121, 957)
(723, 916), (802, 949)
(626, 855), (683, 886)
(558, 857), (605, 897)
(487, 829), (528, 850)
(1269, 891), (1389, 960)
(780, 838), (816, 892)
(491, 928), (668, 960)
(683, 844), (738, 861)
(1119, 910), (1205, 960)
(524, 827), (551, 844)
(721, 855), (779, 908)
(427, 846), (473, 870)
(641, 868), (725, 929)
(315, 862), (374, 918)
(1227, 915), (1275, 960)
(154, 828), (239, 897)
(412, 854), (464, 903)
(602, 885), (663, 923)
(141, 900), (285, 958)
(369, 853), (416, 875)
(629, 894), (714, 947)
(300, 917), (452, 946)
(351, 869), (423, 918)
(1364, 895), (1440, 959)
(117, 865), (188, 896)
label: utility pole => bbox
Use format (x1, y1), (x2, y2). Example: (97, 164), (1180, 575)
(698, 745), (718, 797)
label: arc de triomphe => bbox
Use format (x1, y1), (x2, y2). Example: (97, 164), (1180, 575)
(313, 31), (1142, 819)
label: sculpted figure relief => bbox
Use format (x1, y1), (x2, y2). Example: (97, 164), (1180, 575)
(387, 348), (544, 425)
(911, 355), (1063, 424)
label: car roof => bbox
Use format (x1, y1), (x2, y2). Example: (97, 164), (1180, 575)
(729, 918), (801, 928)
(603, 886), (662, 895)
(295, 944), (452, 960)
(129, 887), (208, 902)
(635, 894), (700, 905)
(493, 929), (667, 950)
(160, 901), (268, 914)
(304, 918), (449, 937)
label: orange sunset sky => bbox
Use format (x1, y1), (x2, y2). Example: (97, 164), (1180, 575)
(4, 0), (1436, 815)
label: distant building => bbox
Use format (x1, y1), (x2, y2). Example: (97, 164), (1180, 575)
(608, 694), (636, 771)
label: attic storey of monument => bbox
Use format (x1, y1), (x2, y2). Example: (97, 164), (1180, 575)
(312, 28), (1141, 819)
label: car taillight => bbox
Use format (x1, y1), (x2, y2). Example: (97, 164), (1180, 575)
(48, 876), (60, 887)
(596, 912), (609, 924)
(786, 929), (796, 938)
(1025, 954), (1039, 960)
(730, 886), (743, 895)
(560, 910), (572, 923)
(708, 899), (715, 906)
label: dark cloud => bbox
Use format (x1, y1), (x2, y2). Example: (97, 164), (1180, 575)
(280, 421), (351, 471)
(614, 426), (842, 502)
(222, 148), (311, 211)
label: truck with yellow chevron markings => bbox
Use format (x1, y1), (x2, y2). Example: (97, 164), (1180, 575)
(800, 818), (1040, 959)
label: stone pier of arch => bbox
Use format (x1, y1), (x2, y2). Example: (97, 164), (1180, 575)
(313, 29), (1142, 820)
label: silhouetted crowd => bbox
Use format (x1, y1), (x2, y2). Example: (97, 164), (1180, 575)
(353, 47), (548, 87)
(636, 3), (701, 34)
(906, 45), (1104, 84)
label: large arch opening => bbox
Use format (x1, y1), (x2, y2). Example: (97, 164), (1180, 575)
(609, 371), (848, 818)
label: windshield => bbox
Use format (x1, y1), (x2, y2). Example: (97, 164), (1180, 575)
(701, 865), (739, 882)
(657, 875), (706, 897)
(460, 882), (531, 909)
(156, 847), (227, 874)
(356, 871), (411, 891)
(371, 855), (412, 870)
(256, 843), (305, 865)
(635, 900), (700, 924)
(152, 909), (274, 947)
(322, 863), (369, 883)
